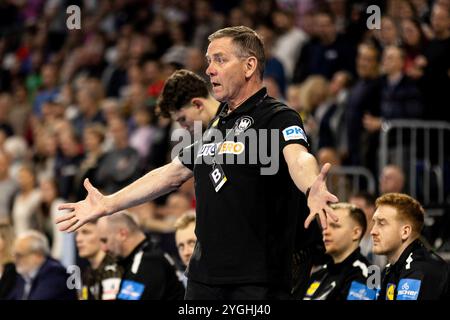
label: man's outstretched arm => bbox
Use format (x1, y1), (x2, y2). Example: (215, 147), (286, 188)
(283, 144), (339, 229)
(56, 157), (193, 232)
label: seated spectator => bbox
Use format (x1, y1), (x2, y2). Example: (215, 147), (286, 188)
(317, 70), (353, 159)
(74, 124), (106, 201)
(345, 42), (381, 172)
(54, 128), (84, 200)
(97, 212), (185, 300)
(304, 203), (376, 300)
(400, 18), (427, 79)
(71, 84), (106, 138)
(270, 9), (307, 83)
(39, 177), (76, 267)
(0, 151), (18, 224)
(363, 45), (423, 134)
(292, 11), (355, 83)
(129, 106), (157, 166)
(372, 193), (450, 300)
(95, 117), (141, 194)
(11, 165), (41, 236)
(420, 3), (450, 122)
(75, 221), (122, 300)
(32, 64), (60, 119)
(10, 230), (77, 300)
(379, 164), (405, 194)
(0, 223), (17, 299)
(373, 16), (401, 49)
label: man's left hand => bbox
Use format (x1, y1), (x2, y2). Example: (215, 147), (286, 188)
(304, 163), (339, 229)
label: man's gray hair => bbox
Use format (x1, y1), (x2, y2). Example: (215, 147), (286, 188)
(208, 26), (266, 80)
(18, 230), (50, 256)
(105, 211), (141, 234)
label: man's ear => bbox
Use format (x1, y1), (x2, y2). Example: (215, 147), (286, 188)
(352, 226), (363, 242)
(190, 98), (205, 111)
(244, 56), (258, 79)
(118, 227), (129, 240)
(401, 224), (412, 241)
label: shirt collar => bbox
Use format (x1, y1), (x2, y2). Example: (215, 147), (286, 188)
(327, 248), (362, 274)
(118, 238), (149, 267)
(390, 238), (422, 272)
(222, 87), (268, 117)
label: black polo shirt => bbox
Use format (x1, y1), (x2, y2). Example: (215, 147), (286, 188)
(179, 88), (310, 289)
(377, 239), (450, 300)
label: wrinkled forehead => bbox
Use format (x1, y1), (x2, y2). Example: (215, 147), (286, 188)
(206, 37), (238, 57)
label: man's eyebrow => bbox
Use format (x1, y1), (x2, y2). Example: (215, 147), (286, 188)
(205, 53), (224, 59)
(329, 221), (340, 228)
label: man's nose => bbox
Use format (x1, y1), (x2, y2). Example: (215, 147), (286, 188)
(206, 63), (215, 76)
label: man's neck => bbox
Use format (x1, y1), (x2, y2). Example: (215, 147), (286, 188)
(435, 30), (450, 40)
(387, 237), (416, 265)
(387, 71), (403, 84)
(332, 244), (358, 264)
(122, 233), (146, 258)
(24, 257), (45, 280)
(89, 250), (106, 270)
(227, 81), (263, 111)
(204, 96), (220, 119)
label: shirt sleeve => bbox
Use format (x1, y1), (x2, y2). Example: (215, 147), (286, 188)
(395, 268), (425, 300)
(268, 109), (310, 153)
(178, 141), (199, 171)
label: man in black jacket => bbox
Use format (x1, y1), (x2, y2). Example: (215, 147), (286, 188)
(304, 203), (376, 300)
(372, 193), (450, 300)
(97, 212), (184, 300)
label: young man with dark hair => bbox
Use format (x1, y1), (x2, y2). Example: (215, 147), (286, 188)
(157, 69), (219, 132)
(372, 193), (450, 300)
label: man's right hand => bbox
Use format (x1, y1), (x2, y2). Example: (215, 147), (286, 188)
(56, 178), (109, 232)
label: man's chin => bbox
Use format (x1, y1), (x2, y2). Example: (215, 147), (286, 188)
(372, 246), (383, 255)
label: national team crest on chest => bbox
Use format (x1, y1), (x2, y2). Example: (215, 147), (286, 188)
(233, 116), (254, 135)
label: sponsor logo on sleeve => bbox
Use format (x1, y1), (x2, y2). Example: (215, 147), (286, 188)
(347, 281), (377, 300)
(282, 126), (307, 142)
(396, 279), (421, 300)
(117, 280), (145, 300)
